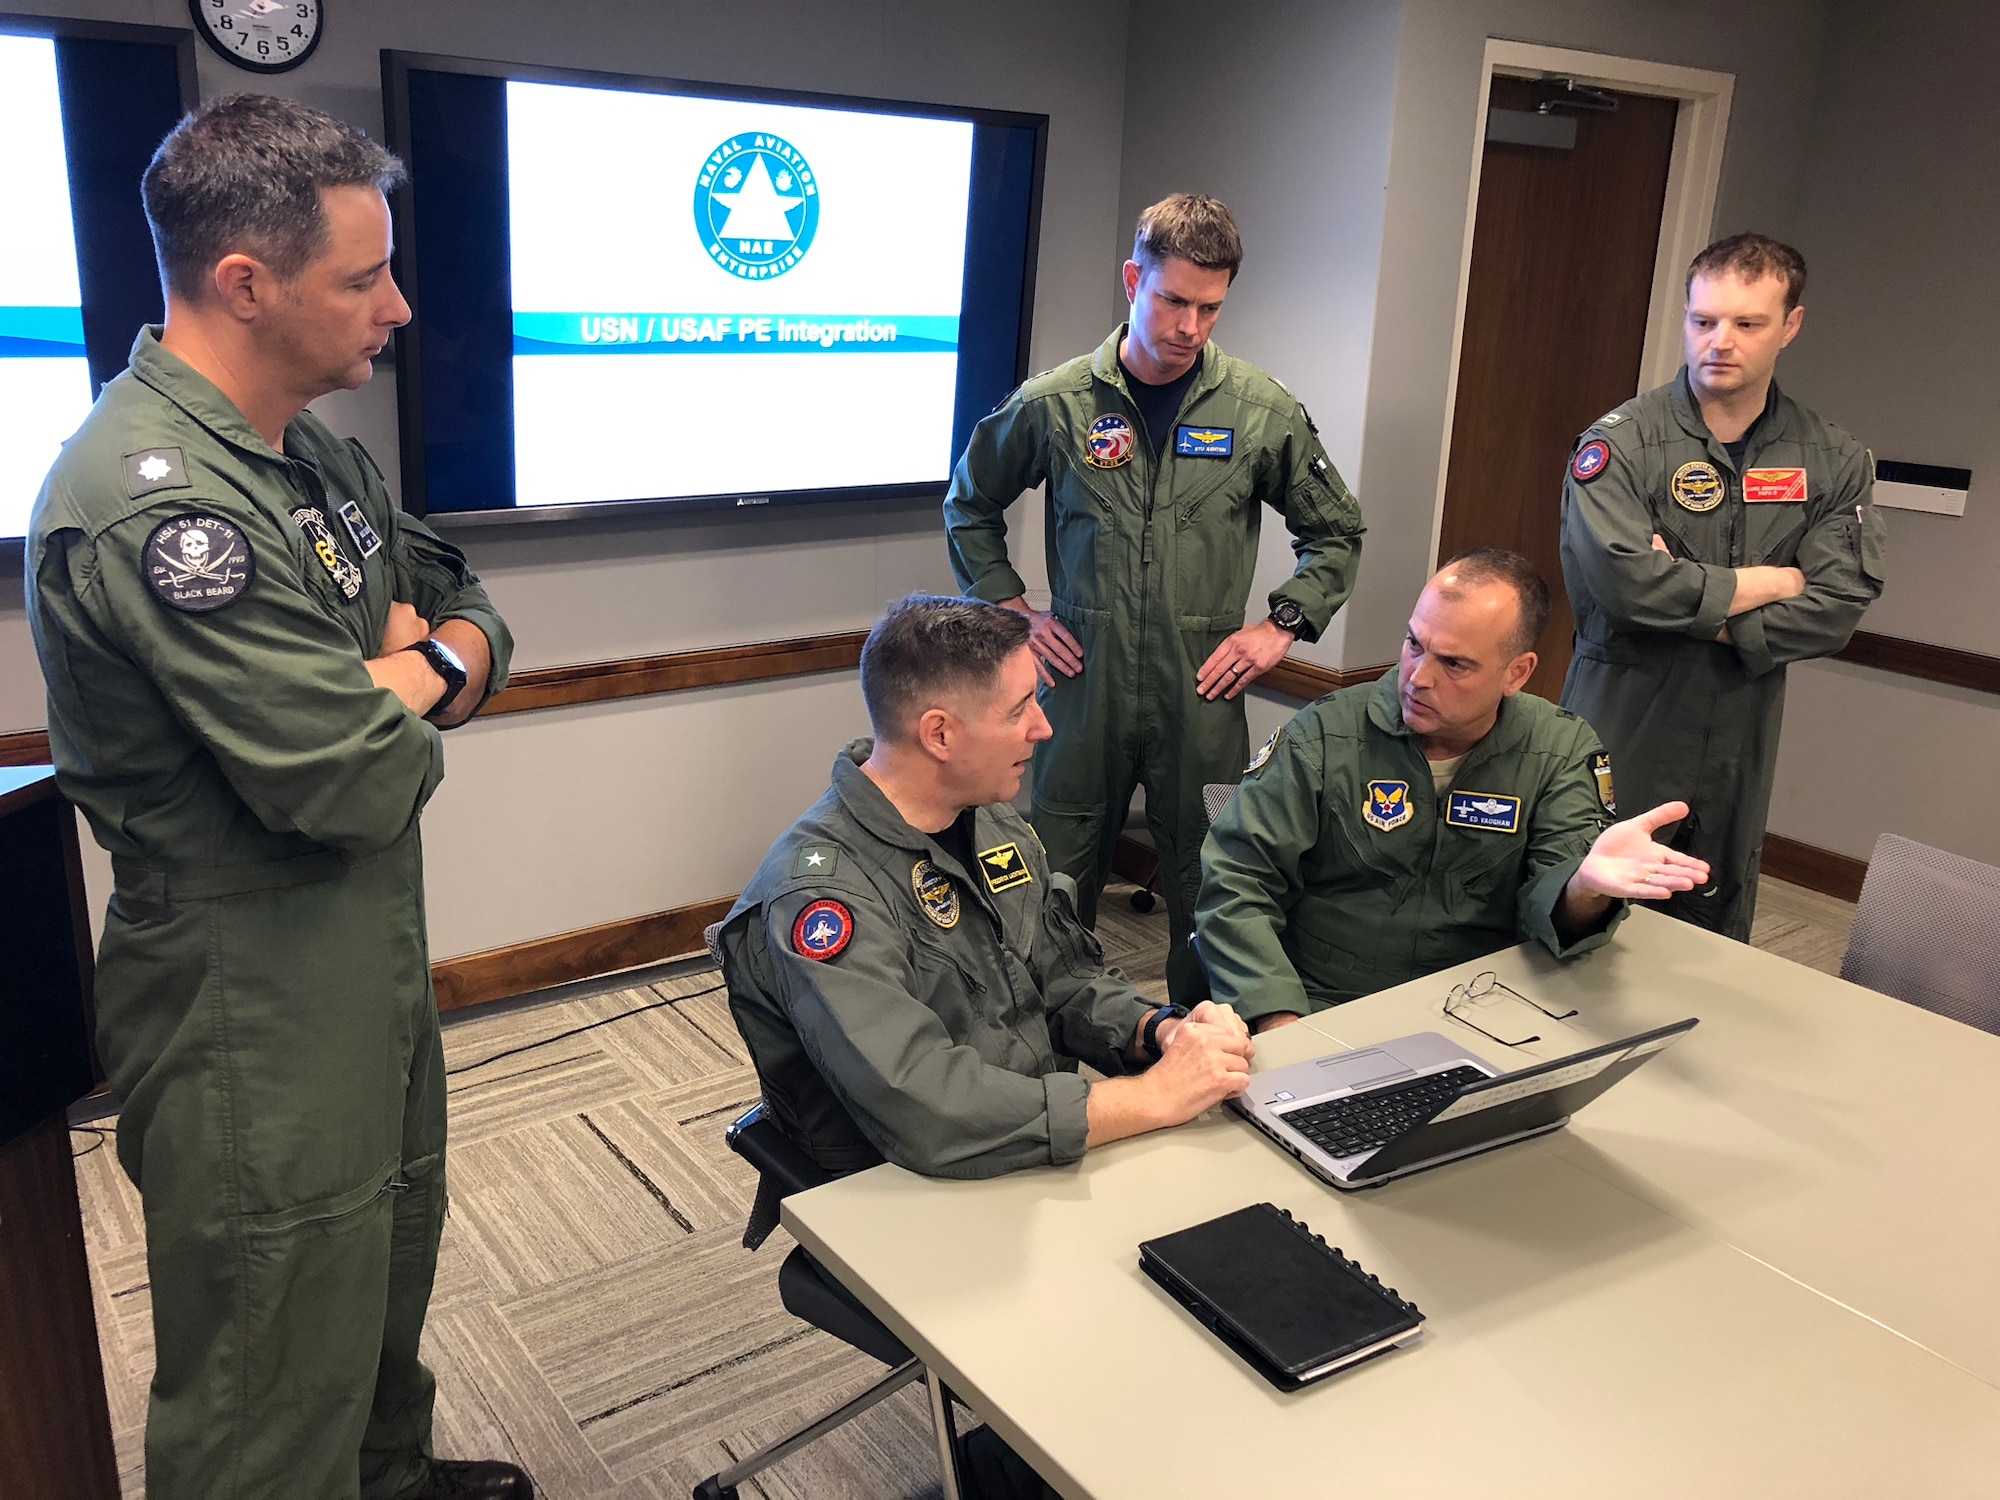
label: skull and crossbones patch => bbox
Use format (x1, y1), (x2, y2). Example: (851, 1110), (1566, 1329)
(144, 513), (255, 613)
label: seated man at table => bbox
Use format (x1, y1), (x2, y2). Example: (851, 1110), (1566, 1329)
(1197, 548), (1709, 1033)
(719, 593), (1256, 1183)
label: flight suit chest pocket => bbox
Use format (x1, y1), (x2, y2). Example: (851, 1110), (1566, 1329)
(1318, 794), (1417, 890)
(910, 936), (989, 1044)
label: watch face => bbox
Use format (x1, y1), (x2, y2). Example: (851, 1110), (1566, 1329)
(189, 0), (323, 74)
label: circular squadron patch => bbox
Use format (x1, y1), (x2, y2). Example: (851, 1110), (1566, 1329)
(1085, 413), (1135, 469)
(144, 513), (255, 613)
(1671, 460), (1725, 512)
(793, 899), (854, 961)
(911, 859), (961, 929)
(1571, 439), (1610, 483)
(1245, 730), (1280, 775)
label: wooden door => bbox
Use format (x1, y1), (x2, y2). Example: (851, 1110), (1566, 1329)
(1438, 76), (1679, 699)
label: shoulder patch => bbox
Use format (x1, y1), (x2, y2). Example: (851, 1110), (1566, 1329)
(792, 844), (840, 878)
(977, 842), (1033, 893)
(144, 513), (255, 613)
(1591, 751), (1617, 814)
(1572, 439), (1611, 484)
(1245, 729), (1280, 775)
(792, 899), (854, 961)
(124, 448), (192, 499)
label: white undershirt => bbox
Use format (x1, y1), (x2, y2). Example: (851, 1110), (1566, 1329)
(1427, 752), (1466, 798)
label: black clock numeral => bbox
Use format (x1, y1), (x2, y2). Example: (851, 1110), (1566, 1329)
(297, 3), (311, 14)
(291, 24), (304, 35)
(218, 14), (233, 28)
(235, 30), (249, 46)
(277, 36), (291, 50)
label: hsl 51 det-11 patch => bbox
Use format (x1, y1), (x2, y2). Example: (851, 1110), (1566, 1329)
(144, 513), (255, 613)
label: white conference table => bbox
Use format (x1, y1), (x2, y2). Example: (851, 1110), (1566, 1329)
(783, 909), (2000, 1497)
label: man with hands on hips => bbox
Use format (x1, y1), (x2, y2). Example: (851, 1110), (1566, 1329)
(943, 193), (1364, 1011)
(1198, 550), (1708, 1033)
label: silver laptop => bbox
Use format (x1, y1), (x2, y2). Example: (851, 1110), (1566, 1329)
(1233, 1019), (1698, 1190)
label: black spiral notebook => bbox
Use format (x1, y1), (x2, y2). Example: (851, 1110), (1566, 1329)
(1139, 1202), (1424, 1391)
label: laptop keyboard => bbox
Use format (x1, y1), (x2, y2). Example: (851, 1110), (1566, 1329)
(1279, 1065), (1489, 1159)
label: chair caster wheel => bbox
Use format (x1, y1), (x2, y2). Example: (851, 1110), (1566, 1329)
(691, 1479), (737, 1499)
(1130, 889), (1156, 913)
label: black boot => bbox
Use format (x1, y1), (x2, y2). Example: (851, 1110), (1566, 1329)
(414, 1458), (536, 1499)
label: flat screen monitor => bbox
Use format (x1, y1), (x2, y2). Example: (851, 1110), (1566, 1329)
(382, 51), (1046, 524)
(0, 15), (195, 547)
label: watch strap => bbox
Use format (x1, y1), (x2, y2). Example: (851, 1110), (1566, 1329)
(1143, 1004), (1190, 1061)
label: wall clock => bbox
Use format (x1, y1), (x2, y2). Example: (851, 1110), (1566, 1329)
(188, 0), (322, 74)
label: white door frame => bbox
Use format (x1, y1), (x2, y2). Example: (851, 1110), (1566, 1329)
(1427, 39), (1735, 566)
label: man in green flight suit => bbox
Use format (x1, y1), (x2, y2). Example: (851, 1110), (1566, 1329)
(26, 99), (524, 1499)
(943, 194), (1364, 1009)
(722, 595), (1256, 1500)
(1198, 551), (1709, 1032)
(1560, 234), (1886, 942)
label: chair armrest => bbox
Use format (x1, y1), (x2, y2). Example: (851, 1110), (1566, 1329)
(727, 1101), (832, 1197)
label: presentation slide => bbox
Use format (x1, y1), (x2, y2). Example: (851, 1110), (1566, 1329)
(507, 81), (975, 507)
(0, 35), (95, 541)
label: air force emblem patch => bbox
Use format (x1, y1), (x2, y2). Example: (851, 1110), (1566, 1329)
(144, 513), (254, 613)
(1363, 780), (1413, 831)
(1445, 790), (1522, 834)
(977, 842), (1033, 893)
(1175, 425), (1233, 459)
(792, 899), (853, 961)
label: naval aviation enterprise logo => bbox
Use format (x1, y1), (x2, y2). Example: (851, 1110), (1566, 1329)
(694, 133), (820, 279)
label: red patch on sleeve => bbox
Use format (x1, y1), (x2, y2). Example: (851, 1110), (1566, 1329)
(792, 899), (854, 961)
(1571, 440), (1611, 483)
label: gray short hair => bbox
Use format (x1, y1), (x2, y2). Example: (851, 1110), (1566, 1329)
(1438, 548), (1551, 658)
(860, 595), (1031, 739)
(143, 94), (406, 301)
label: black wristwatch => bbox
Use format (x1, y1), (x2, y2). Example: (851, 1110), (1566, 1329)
(405, 637), (468, 720)
(1269, 598), (1308, 638)
(1141, 1003), (1190, 1061)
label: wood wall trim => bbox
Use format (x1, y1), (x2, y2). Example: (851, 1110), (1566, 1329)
(1761, 832), (1869, 904)
(431, 895), (735, 1013)
(0, 729), (53, 769)
(1833, 630), (2000, 697)
(1258, 657), (1392, 702)
(479, 631), (869, 718)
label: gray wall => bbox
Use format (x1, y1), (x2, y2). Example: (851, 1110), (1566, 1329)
(1765, 0), (2000, 865)
(1117, 0), (1404, 671)
(1, 0), (1133, 957)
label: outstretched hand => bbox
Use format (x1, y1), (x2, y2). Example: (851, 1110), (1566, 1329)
(1575, 800), (1711, 901)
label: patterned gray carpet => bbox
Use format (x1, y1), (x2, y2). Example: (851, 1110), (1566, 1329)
(75, 875), (1847, 1498)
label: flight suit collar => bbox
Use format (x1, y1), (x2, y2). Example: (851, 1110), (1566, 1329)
(1088, 323), (1227, 407)
(127, 326), (314, 469)
(1666, 365), (1796, 463)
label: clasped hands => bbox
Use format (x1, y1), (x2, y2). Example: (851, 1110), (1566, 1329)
(1001, 597), (1292, 700)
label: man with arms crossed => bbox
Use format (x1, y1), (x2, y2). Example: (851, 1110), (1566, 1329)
(943, 194), (1365, 1009)
(27, 98), (522, 1499)
(1199, 551), (1708, 1032)
(1560, 234), (1885, 940)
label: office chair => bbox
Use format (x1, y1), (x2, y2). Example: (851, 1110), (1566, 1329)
(693, 925), (969, 1500)
(1839, 834), (2000, 1038)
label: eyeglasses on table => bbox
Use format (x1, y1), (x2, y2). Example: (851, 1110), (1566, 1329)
(1443, 970), (1578, 1048)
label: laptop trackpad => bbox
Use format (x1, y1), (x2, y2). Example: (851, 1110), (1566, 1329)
(1314, 1049), (1414, 1092)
